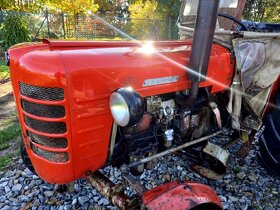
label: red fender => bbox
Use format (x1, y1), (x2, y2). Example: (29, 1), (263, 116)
(142, 181), (223, 210)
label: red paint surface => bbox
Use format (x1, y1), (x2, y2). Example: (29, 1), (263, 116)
(8, 40), (234, 184)
(142, 181), (223, 210)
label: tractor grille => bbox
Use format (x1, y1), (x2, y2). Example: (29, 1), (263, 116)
(19, 82), (64, 101)
(19, 82), (69, 162)
(21, 99), (65, 118)
(24, 116), (66, 134)
(31, 143), (69, 163)
(27, 131), (68, 148)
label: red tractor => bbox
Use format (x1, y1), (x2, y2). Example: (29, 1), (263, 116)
(7, 0), (280, 209)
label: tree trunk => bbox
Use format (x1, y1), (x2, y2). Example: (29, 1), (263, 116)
(61, 13), (66, 39)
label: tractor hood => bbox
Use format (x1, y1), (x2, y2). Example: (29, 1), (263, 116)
(8, 39), (233, 183)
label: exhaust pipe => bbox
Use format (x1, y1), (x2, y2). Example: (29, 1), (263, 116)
(177, 0), (220, 105)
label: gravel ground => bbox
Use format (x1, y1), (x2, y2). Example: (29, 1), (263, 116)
(0, 132), (279, 210)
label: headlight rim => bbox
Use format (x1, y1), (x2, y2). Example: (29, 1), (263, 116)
(109, 87), (144, 127)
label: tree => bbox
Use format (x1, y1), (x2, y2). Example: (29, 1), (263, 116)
(45, 0), (98, 15)
(0, 0), (99, 14)
(0, 0), (47, 13)
(157, 0), (180, 20)
(0, 14), (30, 51)
(129, 0), (166, 39)
(94, 0), (114, 14)
(243, 0), (280, 22)
(43, 0), (99, 39)
(128, 0), (179, 40)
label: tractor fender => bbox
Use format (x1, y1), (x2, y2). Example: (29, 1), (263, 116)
(142, 181), (223, 210)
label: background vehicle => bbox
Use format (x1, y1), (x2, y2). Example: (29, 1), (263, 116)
(7, 0), (280, 209)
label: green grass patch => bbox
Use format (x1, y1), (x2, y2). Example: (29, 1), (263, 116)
(0, 154), (14, 170)
(0, 59), (9, 79)
(0, 60), (9, 73)
(0, 143), (10, 151)
(0, 150), (19, 170)
(0, 123), (21, 151)
(0, 117), (15, 127)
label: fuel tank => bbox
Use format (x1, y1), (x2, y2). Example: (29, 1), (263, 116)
(8, 40), (234, 183)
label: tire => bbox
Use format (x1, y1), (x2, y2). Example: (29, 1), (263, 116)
(258, 90), (280, 175)
(20, 139), (36, 174)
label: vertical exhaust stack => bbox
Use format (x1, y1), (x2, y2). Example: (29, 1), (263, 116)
(187, 0), (220, 103)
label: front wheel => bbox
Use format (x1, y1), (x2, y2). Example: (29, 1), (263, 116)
(258, 90), (280, 175)
(20, 139), (36, 174)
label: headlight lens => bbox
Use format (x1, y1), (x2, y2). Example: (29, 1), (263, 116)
(110, 87), (144, 127)
(110, 92), (130, 127)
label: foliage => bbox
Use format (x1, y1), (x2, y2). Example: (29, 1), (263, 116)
(128, 0), (179, 40)
(129, 0), (167, 39)
(0, 14), (30, 51)
(157, 0), (180, 19)
(45, 0), (99, 15)
(0, 0), (47, 13)
(1, 0), (99, 15)
(95, 0), (115, 14)
(243, 0), (280, 22)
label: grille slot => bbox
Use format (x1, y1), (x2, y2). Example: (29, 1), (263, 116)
(24, 116), (66, 134)
(27, 131), (68, 148)
(19, 82), (64, 101)
(21, 99), (65, 118)
(31, 143), (69, 163)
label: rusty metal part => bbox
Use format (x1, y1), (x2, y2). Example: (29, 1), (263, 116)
(86, 171), (138, 209)
(191, 141), (229, 181)
(191, 164), (225, 180)
(222, 131), (241, 149)
(237, 130), (257, 158)
(146, 96), (162, 113)
(181, 113), (191, 137)
(192, 106), (212, 139)
(123, 173), (146, 195)
(125, 131), (222, 169)
(203, 141), (229, 166)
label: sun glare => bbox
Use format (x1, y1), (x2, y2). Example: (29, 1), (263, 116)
(137, 42), (155, 55)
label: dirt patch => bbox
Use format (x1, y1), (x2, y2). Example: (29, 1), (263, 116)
(0, 80), (18, 130)
(0, 77), (12, 97)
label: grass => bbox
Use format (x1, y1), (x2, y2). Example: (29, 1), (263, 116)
(0, 123), (21, 170)
(0, 153), (14, 170)
(0, 122), (21, 151)
(0, 116), (17, 127)
(0, 148), (20, 171)
(0, 59), (9, 80)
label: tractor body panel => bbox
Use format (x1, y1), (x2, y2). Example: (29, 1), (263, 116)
(9, 40), (234, 184)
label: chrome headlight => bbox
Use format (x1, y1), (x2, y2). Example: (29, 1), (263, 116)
(110, 87), (144, 127)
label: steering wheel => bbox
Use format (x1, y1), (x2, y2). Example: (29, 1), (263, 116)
(218, 13), (248, 31)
